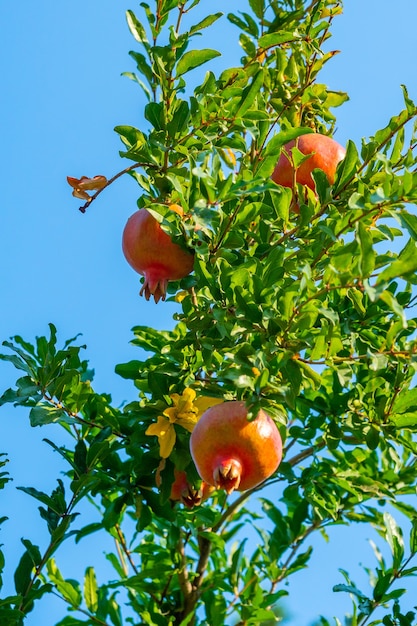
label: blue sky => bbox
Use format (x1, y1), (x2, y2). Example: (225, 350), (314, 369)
(1, 1), (417, 624)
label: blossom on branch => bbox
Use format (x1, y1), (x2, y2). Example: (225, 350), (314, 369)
(67, 175), (108, 200)
(145, 388), (222, 458)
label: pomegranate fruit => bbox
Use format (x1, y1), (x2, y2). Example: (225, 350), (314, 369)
(122, 205), (194, 303)
(271, 132), (345, 208)
(169, 469), (214, 508)
(190, 401), (283, 494)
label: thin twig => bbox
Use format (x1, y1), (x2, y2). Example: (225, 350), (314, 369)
(115, 523), (139, 575)
(78, 162), (156, 213)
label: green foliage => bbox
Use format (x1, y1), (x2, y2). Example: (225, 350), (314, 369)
(2, 0), (417, 624)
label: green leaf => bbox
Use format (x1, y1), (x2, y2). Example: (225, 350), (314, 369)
(131, 326), (174, 353)
(298, 360), (322, 389)
(248, 0), (264, 19)
(376, 239), (417, 285)
(401, 83), (417, 115)
(399, 209), (417, 241)
(74, 439), (88, 475)
(383, 512), (404, 570)
(145, 102), (166, 131)
(115, 360), (143, 380)
(17, 486), (65, 514)
(14, 540), (42, 595)
(410, 518), (417, 553)
(0, 375), (41, 407)
(379, 290), (407, 328)
(366, 426), (380, 450)
(258, 31), (300, 48)
(126, 10), (149, 46)
(176, 49), (221, 76)
(83, 567), (98, 613)
(29, 404), (67, 427)
(392, 389), (417, 414)
(356, 221), (375, 278)
(390, 412), (417, 428)
(332, 139), (359, 194)
(54, 618), (88, 626)
(233, 70), (264, 118)
(264, 127), (313, 159)
(333, 583), (368, 600)
(258, 127), (314, 179)
(0, 350), (35, 376)
(167, 100), (190, 137)
(189, 13), (223, 36)
(75, 523), (103, 544)
(47, 559), (82, 607)
(373, 572), (392, 601)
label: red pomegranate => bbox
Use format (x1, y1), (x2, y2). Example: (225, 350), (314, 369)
(169, 469), (214, 508)
(190, 401), (283, 494)
(271, 132), (345, 207)
(122, 205), (194, 303)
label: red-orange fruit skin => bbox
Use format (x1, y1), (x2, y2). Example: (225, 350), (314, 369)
(271, 132), (346, 192)
(190, 401), (283, 493)
(122, 207), (194, 303)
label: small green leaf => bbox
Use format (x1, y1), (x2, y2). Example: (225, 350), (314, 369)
(333, 583), (368, 600)
(83, 567), (98, 613)
(145, 102), (166, 131)
(401, 83), (417, 115)
(258, 31), (300, 48)
(189, 13), (223, 36)
(176, 49), (221, 76)
(356, 222), (375, 278)
(332, 139), (359, 194)
(366, 426), (380, 450)
(264, 127), (313, 159)
(74, 439), (88, 476)
(410, 518), (417, 553)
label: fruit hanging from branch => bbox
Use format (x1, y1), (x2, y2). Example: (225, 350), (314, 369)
(122, 205), (194, 303)
(168, 469), (214, 508)
(271, 132), (346, 210)
(190, 401), (283, 494)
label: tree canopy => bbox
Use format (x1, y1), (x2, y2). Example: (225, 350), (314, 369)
(2, 1), (417, 624)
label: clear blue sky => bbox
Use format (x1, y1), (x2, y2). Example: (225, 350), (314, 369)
(1, 1), (417, 624)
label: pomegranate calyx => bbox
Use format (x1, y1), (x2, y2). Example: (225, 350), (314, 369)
(181, 486), (203, 508)
(140, 275), (168, 303)
(213, 459), (242, 494)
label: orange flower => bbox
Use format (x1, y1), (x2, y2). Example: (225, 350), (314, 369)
(145, 388), (222, 458)
(67, 175), (107, 200)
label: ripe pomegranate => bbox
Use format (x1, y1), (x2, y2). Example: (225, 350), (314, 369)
(271, 132), (346, 208)
(122, 204), (194, 303)
(190, 401), (283, 494)
(169, 469), (214, 508)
